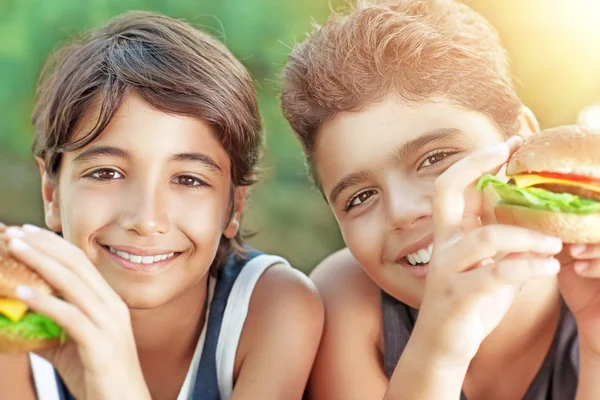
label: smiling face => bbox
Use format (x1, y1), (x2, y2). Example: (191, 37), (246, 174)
(315, 96), (508, 306)
(39, 92), (242, 309)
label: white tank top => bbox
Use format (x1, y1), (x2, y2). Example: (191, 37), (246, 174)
(30, 254), (288, 400)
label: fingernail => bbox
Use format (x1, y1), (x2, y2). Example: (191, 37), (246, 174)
(546, 237), (563, 252)
(22, 224), (41, 233)
(541, 258), (560, 275)
(5, 228), (25, 239)
(571, 245), (586, 256)
(0, 222), (5, 229)
(15, 285), (33, 300)
(575, 261), (590, 273)
(9, 238), (29, 251)
(506, 136), (523, 149)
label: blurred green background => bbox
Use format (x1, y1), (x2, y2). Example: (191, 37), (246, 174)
(1, 0), (600, 273)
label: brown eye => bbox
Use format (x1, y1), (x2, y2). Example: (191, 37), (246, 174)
(90, 169), (122, 180)
(174, 175), (206, 188)
(419, 150), (456, 169)
(346, 189), (377, 210)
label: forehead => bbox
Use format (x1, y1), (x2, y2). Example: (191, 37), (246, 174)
(66, 93), (230, 167)
(314, 96), (504, 185)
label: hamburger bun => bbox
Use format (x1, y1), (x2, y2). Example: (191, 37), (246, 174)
(507, 125), (600, 179)
(0, 235), (63, 352)
(496, 204), (600, 244)
(495, 125), (600, 243)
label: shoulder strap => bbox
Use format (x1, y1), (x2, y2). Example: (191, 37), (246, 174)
(29, 353), (61, 400)
(191, 249), (262, 400)
(381, 290), (418, 379)
(215, 254), (290, 399)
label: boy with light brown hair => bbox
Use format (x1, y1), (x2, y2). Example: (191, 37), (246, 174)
(281, 1), (600, 399)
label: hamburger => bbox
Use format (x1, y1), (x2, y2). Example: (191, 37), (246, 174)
(478, 125), (600, 244)
(0, 235), (64, 352)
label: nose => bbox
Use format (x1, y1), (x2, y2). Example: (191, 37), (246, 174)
(119, 181), (170, 236)
(385, 179), (431, 231)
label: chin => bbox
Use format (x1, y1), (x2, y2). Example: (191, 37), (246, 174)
(114, 282), (175, 310)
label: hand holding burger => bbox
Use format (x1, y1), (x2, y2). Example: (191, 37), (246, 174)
(480, 126), (600, 362)
(478, 125), (600, 243)
(0, 225), (151, 400)
(0, 235), (65, 352)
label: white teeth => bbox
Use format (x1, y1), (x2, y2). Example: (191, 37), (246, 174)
(406, 244), (434, 266)
(108, 247), (175, 264)
(418, 249), (431, 264)
(142, 256), (154, 264)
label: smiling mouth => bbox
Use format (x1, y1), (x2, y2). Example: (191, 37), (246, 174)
(106, 246), (176, 264)
(100, 245), (181, 270)
(403, 243), (433, 266)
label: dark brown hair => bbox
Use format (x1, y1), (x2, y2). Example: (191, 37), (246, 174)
(32, 11), (263, 273)
(281, 0), (521, 176)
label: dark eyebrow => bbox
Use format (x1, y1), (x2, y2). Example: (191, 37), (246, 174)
(72, 147), (223, 174)
(329, 171), (371, 206)
(388, 128), (463, 167)
(328, 128), (463, 206)
(170, 152), (223, 174)
(72, 146), (131, 165)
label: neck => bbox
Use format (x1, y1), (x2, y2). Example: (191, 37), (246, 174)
(131, 274), (210, 366)
(474, 276), (561, 366)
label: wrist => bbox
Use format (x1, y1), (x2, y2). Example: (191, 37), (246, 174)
(409, 317), (478, 368)
(386, 333), (469, 400)
(575, 344), (600, 400)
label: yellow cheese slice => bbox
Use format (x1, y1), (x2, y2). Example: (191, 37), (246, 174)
(0, 298), (28, 322)
(513, 174), (600, 194)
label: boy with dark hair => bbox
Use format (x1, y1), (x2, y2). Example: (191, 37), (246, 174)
(0, 11), (323, 400)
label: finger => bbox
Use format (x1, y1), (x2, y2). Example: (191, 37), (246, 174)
(569, 244), (600, 260)
(7, 238), (108, 327)
(0, 222), (6, 232)
(459, 256), (560, 293)
(14, 285), (98, 349)
(6, 226), (117, 304)
(444, 225), (563, 272)
(573, 260), (600, 278)
(433, 136), (522, 244)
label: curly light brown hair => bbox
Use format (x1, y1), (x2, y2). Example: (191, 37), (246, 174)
(281, 0), (521, 176)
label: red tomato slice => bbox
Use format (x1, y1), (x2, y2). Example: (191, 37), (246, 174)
(536, 172), (600, 186)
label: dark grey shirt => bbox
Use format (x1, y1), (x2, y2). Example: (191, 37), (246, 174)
(381, 291), (579, 399)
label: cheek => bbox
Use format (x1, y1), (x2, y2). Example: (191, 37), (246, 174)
(170, 190), (232, 241)
(339, 212), (386, 271)
(58, 187), (116, 244)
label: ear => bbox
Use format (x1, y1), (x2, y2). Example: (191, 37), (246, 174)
(223, 186), (249, 239)
(36, 158), (62, 232)
(517, 104), (540, 138)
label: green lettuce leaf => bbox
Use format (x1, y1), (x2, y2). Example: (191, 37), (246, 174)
(0, 312), (64, 340)
(477, 175), (600, 214)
